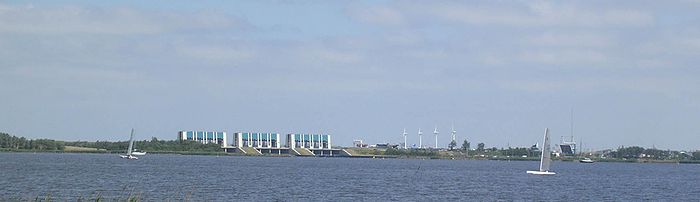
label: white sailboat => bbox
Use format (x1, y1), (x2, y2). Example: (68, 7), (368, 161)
(579, 158), (594, 163)
(527, 128), (555, 175)
(119, 129), (138, 160)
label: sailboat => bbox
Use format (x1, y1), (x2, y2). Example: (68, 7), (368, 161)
(579, 158), (594, 163)
(119, 129), (138, 160)
(527, 128), (555, 175)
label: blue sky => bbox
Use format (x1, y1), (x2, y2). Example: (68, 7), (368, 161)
(1, 1), (699, 150)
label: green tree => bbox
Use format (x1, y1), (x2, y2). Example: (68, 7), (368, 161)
(476, 143), (485, 152)
(448, 140), (457, 150)
(693, 151), (700, 160)
(461, 140), (470, 156)
(614, 146), (645, 158)
(461, 140), (470, 151)
(385, 147), (399, 155)
(501, 147), (529, 157)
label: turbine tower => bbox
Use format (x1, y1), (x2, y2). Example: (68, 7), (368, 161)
(418, 128), (423, 149)
(433, 126), (439, 148)
(402, 128), (408, 149)
(451, 123), (456, 143)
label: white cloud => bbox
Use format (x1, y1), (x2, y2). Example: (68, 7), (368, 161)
(175, 44), (257, 65)
(348, 6), (405, 26)
(397, 1), (653, 28)
(3, 65), (158, 98)
(384, 31), (423, 46)
(523, 33), (615, 48)
(478, 54), (510, 66)
(0, 3), (245, 35)
(498, 76), (699, 99)
(632, 33), (700, 69)
(677, 38), (700, 54)
(518, 50), (608, 66)
(295, 45), (364, 65)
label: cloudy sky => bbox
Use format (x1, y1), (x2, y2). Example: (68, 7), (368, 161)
(1, 1), (699, 150)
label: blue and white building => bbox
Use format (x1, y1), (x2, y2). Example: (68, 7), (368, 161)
(178, 130), (227, 147)
(233, 132), (281, 148)
(287, 133), (332, 149)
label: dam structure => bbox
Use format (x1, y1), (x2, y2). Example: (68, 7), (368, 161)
(178, 131), (227, 147)
(217, 132), (345, 156)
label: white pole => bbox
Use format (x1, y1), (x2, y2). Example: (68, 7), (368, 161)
(451, 123), (456, 142)
(434, 126), (439, 148)
(403, 128), (407, 149)
(404, 135), (407, 149)
(418, 128), (423, 149)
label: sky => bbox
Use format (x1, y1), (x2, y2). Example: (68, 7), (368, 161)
(1, 0), (699, 150)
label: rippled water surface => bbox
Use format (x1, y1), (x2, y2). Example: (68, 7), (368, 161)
(1, 153), (699, 201)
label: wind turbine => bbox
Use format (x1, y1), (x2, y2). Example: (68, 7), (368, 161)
(434, 126), (439, 148)
(402, 128), (408, 149)
(418, 128), (423, 149)
(451, 123), (457, 143)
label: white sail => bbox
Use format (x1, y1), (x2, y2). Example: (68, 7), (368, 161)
(127, 128), (134, 156)
(539, 128), (551, 172)
(527, 127), (555, 175)
(119, 128), (139, 159)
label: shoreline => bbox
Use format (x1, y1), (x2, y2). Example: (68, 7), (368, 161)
(3, 150), (700, 164)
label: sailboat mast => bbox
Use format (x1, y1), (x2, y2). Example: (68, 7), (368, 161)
(570, 107), (576, 154)
(570, 107), (574, 139)
(540, 128), (551, 172)
(580, 138), (583, 156)
(127, 128), (134, 155)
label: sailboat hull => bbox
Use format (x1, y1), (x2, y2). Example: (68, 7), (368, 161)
(526, 170), (556, 175)
(119, 155), (138, 160)
(120, 129), (139, 160)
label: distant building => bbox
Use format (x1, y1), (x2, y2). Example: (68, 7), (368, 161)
(353, 139), (368, 148)
(558, 136), (577, 156)
(178, 131), (226, 146)
(287, 133), (331, 149)
(233, 132), (281, 148)
(560, 144), (574, 155)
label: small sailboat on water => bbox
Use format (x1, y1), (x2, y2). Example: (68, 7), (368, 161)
(119, 129), (138, 160)
(527, 128), (555, 175)
(579, 158), (594, 163)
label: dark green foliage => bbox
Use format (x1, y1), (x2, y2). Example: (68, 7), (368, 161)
(384, 148), (437, 156)
(461, 140), (470, 151)
(0, 132), (64, 150)
(500, 147), (535, 157)
(476, 142), (485, 152)
(642, 148), (670, 159)
(65, 138), (222, 152)
(1, 132), (221, 153)
(448, 140), (457, 150)
(384, 147), (400, 155)
(607, 146), (688, 160)
(693, 151), (700, 160)
(610, 146), (645, 158)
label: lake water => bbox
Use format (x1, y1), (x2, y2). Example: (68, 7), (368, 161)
(1, 153), (699, 201)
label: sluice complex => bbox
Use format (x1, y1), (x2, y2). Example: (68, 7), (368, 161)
(178, 130), (347, 156)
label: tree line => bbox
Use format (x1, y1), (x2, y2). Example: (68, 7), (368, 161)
(385, 147), (438, 156)
(1, 132), (222, 152)
(0, 132), (65, 151)
(66, 137), (222, 152)
(607, 146), (700, 160)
